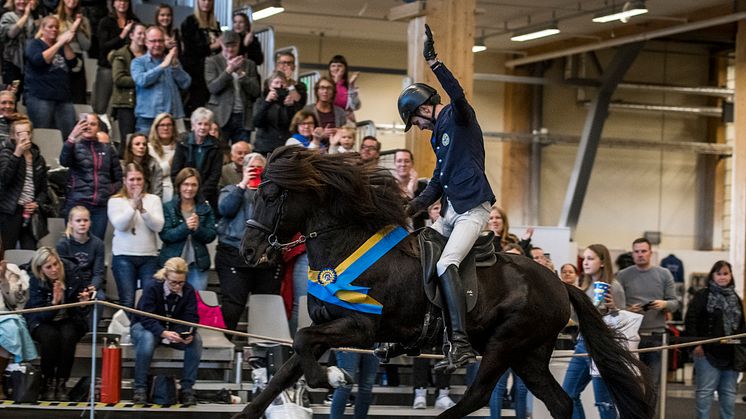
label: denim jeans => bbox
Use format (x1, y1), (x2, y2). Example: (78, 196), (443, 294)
(111, 255), (158, 308)
(639, 334), (663, 391)
(135, 117), (155, 134)
(221, 112), (251, 144)
(693, 355), (737, 419)
(130, 322), (203, 392)
(187, 265), (208, 291)
(490, 369), (528, 419)
(330, 351), (379, 419)
(289, 253), (309, 336)
(24, 93), (76, 140)
(561, 338), (617, 419)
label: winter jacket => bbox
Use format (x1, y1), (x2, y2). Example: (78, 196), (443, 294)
(0, 143), (48, 215)
(22, 257), (92, 334)
(217, 184), (256, 249)
(685, 287), (746, 369)
(60, 138), (122, 209)
(109, 45), (137, 108)
(252, 95), (295, 155)
(132, 279), (198, 338)
(159, 196), (216, 271)
(170, 133), (222, 208)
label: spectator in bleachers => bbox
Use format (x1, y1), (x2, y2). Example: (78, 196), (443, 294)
(109, 21), (146, 145)
(285, 109), (323, 149)
(180, 0), (220, 115)
(23, 246), (93, 401)
(93, 0), (137, 116)
(359, 135), (380, 163)
(123, 133), (163, 198)
(24, 14), (79, 140)
(0, 0), (37, 96)
(217, 153), (280, 331)
(327, 55), (360, 123)
(107, 162), (164, 309)
(60, 114), (121, 240)
(131, 26), (191, 134)
(393, 148), (419, 199)
(330, 350), (379, 419)
(0, 90), (20, 149)
(170, 107), (222, 209)
(252, 70), (296, 156)
(56, 205), (106, 318)
(205, 30), (261, 144)
(488, 205), (532, 256)
(154, 3), (180, 54)
(93, 0), (138, 120)
(219, 140), (251, 190)
(273, 51), (307, 109)
(54, 0), (90, 104)
(0, 243), (38, 401)
(0, 118), (48, 251)
(147, 112), (177, 203)
(231, 11), (263, 67)
(560, 263), (580, 287)
(328, 124), (356, 154)
(160, 167), (216, 291)
(130, 256), (202, 406)
(303, 76), (346, 139)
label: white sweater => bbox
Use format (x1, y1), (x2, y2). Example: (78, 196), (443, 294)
(107, 194), (165, 256)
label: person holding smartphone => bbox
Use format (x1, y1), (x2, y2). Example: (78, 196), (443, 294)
(216, 153), (280, 332)
(252, 70), (296, 156)
(130, 257), (202, 406)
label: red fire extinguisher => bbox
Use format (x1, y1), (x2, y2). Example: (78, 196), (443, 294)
(100, 338), (122, 403)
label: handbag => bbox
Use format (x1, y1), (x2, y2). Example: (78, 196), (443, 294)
(196, 291), (226, 329)
(264, 388), (312, 419)
(149, 375), (177, 405)
(10, 364), (41, 403)
(30, 213), (48, 241)
(734, 341), (746, 372)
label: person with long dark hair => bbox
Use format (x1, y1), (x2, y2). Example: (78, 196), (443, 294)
(180, 0), (220, 114)
(154, 3), (180, 53)
(231, 11), (262, 66)
(54, 0), (91, 104)
(685, 260), (745, 419)
(327, 54), (360, 123)
(122, 132), (163, 198)
(109, 21), (146, 143)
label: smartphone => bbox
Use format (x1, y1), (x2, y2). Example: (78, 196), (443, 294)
(11, 80), (20, 88)
(642, 301), (655, 311)
(180, 327), (194, 338)
(79, 113), (88, 121)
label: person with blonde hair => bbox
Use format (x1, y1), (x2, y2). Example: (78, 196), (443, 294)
(328, 124), (356, 154)
(0, 0), (37, 94)
(107, 162), (164, 309)
(56, 206), (105, 308)
(160, 167), (216, 291)
(487, 205), (533, 255)
(148, 112), (178, 202)
(130, 256), (202, 405)
(23, 246), (94, 401)
(180, 0), (221, 114)
(54, 0), (91, 104)
(24, 14), (79, 139)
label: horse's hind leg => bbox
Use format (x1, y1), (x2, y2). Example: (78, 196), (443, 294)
(511, 341), (573, 419)
(232, 354), (303, 419)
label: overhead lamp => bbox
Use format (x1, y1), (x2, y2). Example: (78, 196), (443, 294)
(592, 1), (648, 23)
(252, 0), (284, 21)
(510, 22), (560, 42)
(472, 37), (486, 53)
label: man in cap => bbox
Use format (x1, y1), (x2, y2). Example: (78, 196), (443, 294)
(397, 24), (495, 373)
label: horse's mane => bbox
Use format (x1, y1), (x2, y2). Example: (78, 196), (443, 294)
(266, 146), (409, 232)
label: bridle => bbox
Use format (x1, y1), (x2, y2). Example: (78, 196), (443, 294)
(245, 180), (347, 252)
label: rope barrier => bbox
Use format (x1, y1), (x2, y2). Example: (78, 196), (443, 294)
(3, 300), (744, 360)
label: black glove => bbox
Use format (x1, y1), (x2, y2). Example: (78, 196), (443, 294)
(405, 202), (418, 218)
(423, 24), (437, 61)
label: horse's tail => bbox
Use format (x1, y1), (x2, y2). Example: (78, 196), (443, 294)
(565, 283), (656, 419)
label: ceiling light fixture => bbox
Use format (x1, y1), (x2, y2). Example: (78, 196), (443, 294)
(592, 0), (648, 23)
(510, 21), (560, 42)
(252, 0), (284, 21)
(473, 37), (486, 53)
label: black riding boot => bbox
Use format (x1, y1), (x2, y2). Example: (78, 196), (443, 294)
(433, 264), (477, 373)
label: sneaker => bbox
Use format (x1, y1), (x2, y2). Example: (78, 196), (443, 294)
(412, 387), (427, 409)
(324, 392), (354, 407)
(132, 389), (147, 404)
(435, 388), (455, 409)
(180, 391), (197, 407)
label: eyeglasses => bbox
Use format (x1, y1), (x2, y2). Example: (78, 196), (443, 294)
(167, 279), (186, 287)
(360, 145), (378, 151)
(318, 85), (333, 91)
(276, 60), (294, 66)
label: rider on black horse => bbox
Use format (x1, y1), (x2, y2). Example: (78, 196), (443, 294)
(397, 25), (495, 373)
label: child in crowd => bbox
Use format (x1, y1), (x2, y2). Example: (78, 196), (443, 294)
(329, 125), (356, 154)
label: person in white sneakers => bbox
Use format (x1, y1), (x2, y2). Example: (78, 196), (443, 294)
(412, 356), (456, 409)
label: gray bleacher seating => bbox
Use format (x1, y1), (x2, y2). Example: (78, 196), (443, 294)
(37, 217), (65, 249)
(247, 294), (292, 345)
(73, 103), (94, 117)
(34, 128), (63, 169)
(297, 295), (312, 331)
(3, 249), (35, 266)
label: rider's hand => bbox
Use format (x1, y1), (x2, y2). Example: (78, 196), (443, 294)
(423, 24), (437, 61)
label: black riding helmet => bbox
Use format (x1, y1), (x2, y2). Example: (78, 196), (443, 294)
(397, 83), (440, 132)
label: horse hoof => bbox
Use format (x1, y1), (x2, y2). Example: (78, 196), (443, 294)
(327, 366), (355, 388)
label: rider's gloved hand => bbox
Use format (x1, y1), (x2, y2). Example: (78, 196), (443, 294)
(423, 24), (437, 61)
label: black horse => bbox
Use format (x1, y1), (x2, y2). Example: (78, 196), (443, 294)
(235, 146), (655, 419)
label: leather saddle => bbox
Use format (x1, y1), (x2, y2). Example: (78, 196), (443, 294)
(416, 227), (497, 312)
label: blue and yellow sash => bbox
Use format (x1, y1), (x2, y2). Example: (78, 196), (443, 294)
(307, 225), (408, 315)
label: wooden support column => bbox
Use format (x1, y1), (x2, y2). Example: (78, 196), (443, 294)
(731, 20), (746, 297)
(405, 0), (475, 177)
(500, 68), (532, 224)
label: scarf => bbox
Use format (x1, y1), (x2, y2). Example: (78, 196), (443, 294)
(706, 281), (742, 335)
(291, 133), (311, 148)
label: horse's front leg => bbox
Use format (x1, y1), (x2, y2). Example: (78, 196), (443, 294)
(293, 315), (377, 389)
(233, 353), (303, 419)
